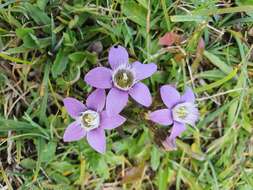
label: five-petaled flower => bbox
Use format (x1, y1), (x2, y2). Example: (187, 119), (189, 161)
(149, 85), (199, 150)
(84, 45), (157, 115)
(63, 89), (126, 153)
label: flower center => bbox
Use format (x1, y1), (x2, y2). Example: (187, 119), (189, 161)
(172, 102), (199, 126)
(174, 105), (188, 119)
(113, 68), (134, 90)
(81, 110), (100, 131)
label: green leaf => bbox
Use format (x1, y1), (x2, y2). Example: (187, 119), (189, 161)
(33, 137), (44, 181)
(50, 161), (75, 174)
(150, 146), (161, 171)
(197, 99), (237, 128)
(68, 15), (79, 29)
(41, 141), (57, 163)
(170, 161), (204, 190)
(157, 168), (169, 190)
(186, 25), (205, 53)
(204, 51), (233, 75)
(39, 64), (50, 126)
(197, 69), (226, 81)
(52, 49), (69, 78)
(37, 0), (49, 11)
(170, 15), (207, 22)
(136, 0), (148, 9)
(0, 0), (16, 9)
(236, 1), (253, 17)
(16, 28), (34, 38)
(87, 152), (109, 179)
(23, 3), (51, 25)
(20, 158), (37, 170)
(68, 52), (86, 62)
(0, 52), (32, 64)
(84, 51), (98, 65)
(48, 171), (71, 185)
(197, 5), (253, 16)
(16, 28), (39, 48)
(236, 0), (253, 5)
(6, 45), (31, 54)
(121, 1), (147, 27)
(63, 31), (77, 47)
(176, 140), (206, 161)
(195, 68), (238, 93)
(0, 117), (46, 134)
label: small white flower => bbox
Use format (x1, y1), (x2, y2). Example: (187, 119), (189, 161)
(78, 110), (100, 131)
(172, 102), (199, 126)
(112, 64), (136, 91)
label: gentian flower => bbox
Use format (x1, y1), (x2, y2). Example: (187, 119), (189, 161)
(149, 85), (199, 149)
(84, 45), (157, 115)
(63, 89), (126, 153)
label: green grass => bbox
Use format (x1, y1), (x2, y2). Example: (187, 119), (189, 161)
(0, 0), (253, 189)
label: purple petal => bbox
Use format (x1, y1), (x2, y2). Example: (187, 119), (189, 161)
(181, 87), (195, 103)
(84, 67), (112, 89)
(162, 137), (177, 151)
(108, 45), (129, 70)
(100, 111), (126, 129)
(169, 121), (186, 138)
(149, 109), (173, 126)
(63, 121), (86, 142)
(106, 88), (128, 115)
(185, 104), (199, 126)
(160, 85), (180, 108)
(172, 102), (199, 126)
(63, 98), (86, 118)
(129, 82), (152, 107)
(132, 61), (157, 81)
(86, 127), (106, 153)
(86, 89), (106, 112)
(162, 122), (186, 150)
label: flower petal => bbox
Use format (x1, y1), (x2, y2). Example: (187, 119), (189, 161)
(149, 109), (173, 126)
(108, 45), (129, 70)
(63, 98), (86, 118)
(63, 121), (86, 142)
(181, 87), (195, 103)
(162, 137), (177, 151)
(100, 111), (126, 129)
(160, 85), (180, 108)
(86, 127), (106, 154)
(162, 122), (186, 150)
(84, 67), (112, 89)
(172, 102), (199, 126)
(132, 61), (157, 81)
(169, 121), (186, 139)
(106, 88), (128, 115)
(129, 82), (152, 107)
(86, 89), (106, 112)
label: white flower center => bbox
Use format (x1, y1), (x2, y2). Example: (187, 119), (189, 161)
(112, 65), (135, 91)
(80, 110), (100, 131)
(172, 102), (199, 126)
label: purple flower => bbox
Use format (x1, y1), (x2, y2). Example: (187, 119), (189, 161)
(84, 45), (157, 115)
(63, 89), (126, 154)
(149, 85), (199, 150)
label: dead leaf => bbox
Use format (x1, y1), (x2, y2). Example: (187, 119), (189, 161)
(191, 37), (205, 72)
(174, 53), (185, 62)
(196, 37), (205, 57)
(122, 163), (145, 184)
(249, 27), (253, 37)
(159, 32), (181, 46)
